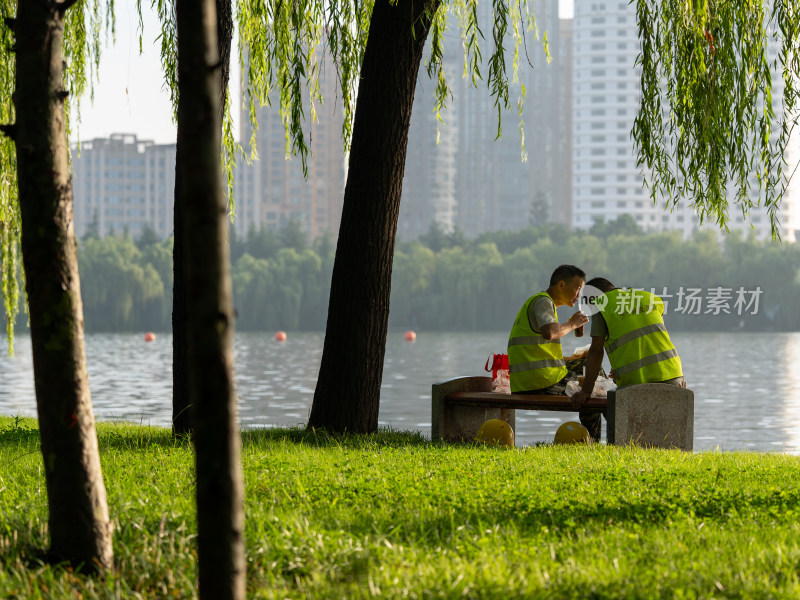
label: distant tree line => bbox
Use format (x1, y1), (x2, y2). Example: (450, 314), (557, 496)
(11, 215), (798, 333)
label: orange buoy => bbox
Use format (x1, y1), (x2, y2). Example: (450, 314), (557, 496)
(275, 331), (287, 342)
(144, 332), (156, 342)
(404, 330), (416, 342)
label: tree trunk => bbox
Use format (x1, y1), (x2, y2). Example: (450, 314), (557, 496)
(172, 0), (233, 436)
(175, 0), (245, 598)
(308, 0), (440, 433)
(12, 0), (113, 571)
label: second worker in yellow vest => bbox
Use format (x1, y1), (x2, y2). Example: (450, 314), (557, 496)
(570, 277), (685, 418)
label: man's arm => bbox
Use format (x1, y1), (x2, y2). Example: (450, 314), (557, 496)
(540, 311), (588, 341)
(569, 335), (605, 408)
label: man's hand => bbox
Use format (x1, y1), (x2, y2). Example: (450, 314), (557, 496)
(568, 311), (589, 330)
(570, 390), (589, 409)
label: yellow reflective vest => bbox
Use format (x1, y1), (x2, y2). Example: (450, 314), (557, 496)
(599, 288), (683, 386)
(507, 292), (568, 392)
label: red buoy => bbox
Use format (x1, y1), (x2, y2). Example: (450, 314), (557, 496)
(404, 330), (416, 342)
(144, 332), (156, 342)
(275, 331), (287, 342)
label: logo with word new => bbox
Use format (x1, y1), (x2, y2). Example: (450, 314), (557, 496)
(578, 284), (608, 316)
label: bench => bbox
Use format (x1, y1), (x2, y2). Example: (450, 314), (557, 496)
(432, 376), (693, 450)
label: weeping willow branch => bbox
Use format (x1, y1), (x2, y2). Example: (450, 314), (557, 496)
(0, 0), (115, 353)
(632, 0), (800, 239)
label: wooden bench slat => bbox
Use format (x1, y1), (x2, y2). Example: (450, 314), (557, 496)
(446, 391), (607, 411)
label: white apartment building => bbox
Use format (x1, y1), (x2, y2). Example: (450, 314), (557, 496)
(71, 134), (175, 239)
(572, 1), (800, 241)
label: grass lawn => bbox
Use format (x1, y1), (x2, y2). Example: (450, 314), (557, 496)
(1, 415), (800, 598)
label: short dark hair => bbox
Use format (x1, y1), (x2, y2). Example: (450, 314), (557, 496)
(586, 277), (615, 292)
(549, 264), (586, 287)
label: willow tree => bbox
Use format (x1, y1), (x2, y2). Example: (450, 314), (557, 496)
(0, 0), (114, 569)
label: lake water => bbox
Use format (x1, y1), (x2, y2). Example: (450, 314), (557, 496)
(1, 331), (799, 453)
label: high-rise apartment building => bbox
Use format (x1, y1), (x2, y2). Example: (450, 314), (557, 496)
(397, 33), (461, 240)
(572, 1), (800, 241)
(398, 0), (573, 241)
(523, 9), (574, 228)
(71, 134), (175, 239)
(235, 53), (346, 241)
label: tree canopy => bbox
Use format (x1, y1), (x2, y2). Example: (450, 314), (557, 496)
(633, 0), (800, 238)
(2, 0), (800, 348)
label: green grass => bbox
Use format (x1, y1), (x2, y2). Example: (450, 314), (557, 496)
(2, 415), (800, 598)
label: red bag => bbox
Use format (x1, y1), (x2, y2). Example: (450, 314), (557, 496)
(485, 353), (509, 381)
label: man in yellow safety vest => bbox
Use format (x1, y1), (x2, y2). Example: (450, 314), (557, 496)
(508, 264), (591, 429)
(570, 277), (685, 440)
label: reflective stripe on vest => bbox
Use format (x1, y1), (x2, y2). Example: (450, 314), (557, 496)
(601, 289), (682, 386)
(507, 292), (567, 392)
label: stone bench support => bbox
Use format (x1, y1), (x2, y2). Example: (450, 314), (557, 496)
(607, 383), (694, 450)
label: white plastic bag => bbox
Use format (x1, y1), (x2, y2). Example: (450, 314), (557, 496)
(565, 375), (616, 398)
(492, 369), (511, 394)
(564, 343), (591, 361)
(592, 376), (616, 398)
(565, 380), (581, 397)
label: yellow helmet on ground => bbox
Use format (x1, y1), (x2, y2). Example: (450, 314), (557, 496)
(474, 419), (515, 447)
(554, 421), (591, 445)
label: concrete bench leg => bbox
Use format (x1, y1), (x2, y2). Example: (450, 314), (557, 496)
(607, 383), (694, 450)
(432, 376), (515, 444)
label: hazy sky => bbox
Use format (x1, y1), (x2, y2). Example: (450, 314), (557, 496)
(71, 0), (574, 145)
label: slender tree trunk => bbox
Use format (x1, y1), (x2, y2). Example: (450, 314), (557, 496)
(175, 1), (245, 598)
(308, 0), (440, 433)
(11, 0), (112, 570)
(173, 0), (233, 435)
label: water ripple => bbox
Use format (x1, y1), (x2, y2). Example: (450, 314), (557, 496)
(1, 330), (798, 452)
